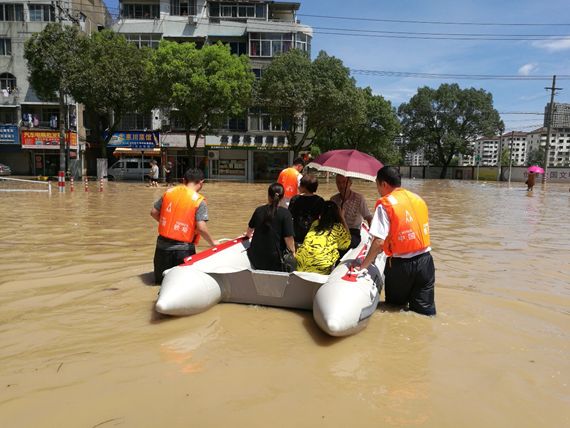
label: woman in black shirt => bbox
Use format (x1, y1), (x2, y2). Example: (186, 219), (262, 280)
(288, 174), (325, 245)
(245, 183), (295, 271)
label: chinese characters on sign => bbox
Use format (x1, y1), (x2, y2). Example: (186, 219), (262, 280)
(0, 125), (19, 145)
(21, 131), (78, 149)
(107, 131), (159, 149)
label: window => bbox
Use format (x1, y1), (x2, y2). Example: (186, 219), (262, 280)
(29, 4), (55, 21)
(122, 3), (160, 19)
(252, 68), (263, 79)
(228, 41), (246, 56)
(248, 108), (296, 132)
(249, 33), (293, 57)
(125, 33), (161, 48)
(0, 3), (24, 21)
(170, 0), (196, 16)
(119, 112), (152, 130)
(0, 72), (16, 90)
(221, 116), (247, 131)
(210, 3), (266, 19)
(295, 32), (311, 53)
(0, 38), (10, 55)
(0, 109), (17, 124)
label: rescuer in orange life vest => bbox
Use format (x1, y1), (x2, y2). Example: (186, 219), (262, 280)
(356, 166), (436, 315)
(277, 157), (305, 206)
(150, 168), (219, 283)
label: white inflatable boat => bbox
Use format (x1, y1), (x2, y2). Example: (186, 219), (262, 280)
(155, 226), (385, 337)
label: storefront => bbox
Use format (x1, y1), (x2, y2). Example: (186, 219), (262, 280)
(206, 134), (293, 182)
(0, 125), (28, 174)
(160, 133), (206, 179)
(20, 130), (78, 176)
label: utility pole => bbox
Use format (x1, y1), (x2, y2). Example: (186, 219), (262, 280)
(508, 131), (514, 184)
(543, 75), (563, 184)
(496, 126), (504, 181)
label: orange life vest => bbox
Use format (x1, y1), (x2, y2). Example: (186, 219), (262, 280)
(376, 188), (430, 256)
(278, 167), (300, 199)
(158, 185), (204, 244)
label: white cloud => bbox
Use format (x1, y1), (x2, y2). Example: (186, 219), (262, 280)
(532, 37), (570, 52)
(518, 63), (538, 76)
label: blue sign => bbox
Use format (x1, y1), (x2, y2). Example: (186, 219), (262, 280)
(0, 125), (19, 145)
(107, 131), (159, 149)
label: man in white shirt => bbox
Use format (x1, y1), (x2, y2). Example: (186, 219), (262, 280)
(357, 167), (436, 316)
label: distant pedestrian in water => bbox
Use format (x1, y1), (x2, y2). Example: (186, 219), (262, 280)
(149, 160), (159, 187)
(164, 161), (173, 186)
(525, 172), (536, 191)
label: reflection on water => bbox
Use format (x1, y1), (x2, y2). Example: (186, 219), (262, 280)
(0, 180), (568, 427)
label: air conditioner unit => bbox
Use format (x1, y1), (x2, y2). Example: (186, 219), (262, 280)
(189, 15), (199, 24)
(208, 150), (219, 160)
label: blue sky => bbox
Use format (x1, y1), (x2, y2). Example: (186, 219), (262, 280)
(104, 0), (570, 131)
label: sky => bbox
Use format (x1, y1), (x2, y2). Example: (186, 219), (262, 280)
(103, 0), (570, 132)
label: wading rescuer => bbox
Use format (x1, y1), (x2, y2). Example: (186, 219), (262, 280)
(277, 157), (304, 206)
(356, 167), (436, 316)
(150, 168), (219, 283)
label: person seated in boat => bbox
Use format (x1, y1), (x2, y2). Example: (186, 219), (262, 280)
(331, 174), (373, 249)
(288, 174), (325, 246)
(245, 183), (296, 272)
(150, 168), (219, 284)
(296, 201), (351, 275)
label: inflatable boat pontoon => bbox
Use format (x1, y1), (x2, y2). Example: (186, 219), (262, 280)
(155, 226), (384, 336)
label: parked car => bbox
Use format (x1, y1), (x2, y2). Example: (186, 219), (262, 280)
(108, 158), (152, 181)
(0, 163), (11, 176)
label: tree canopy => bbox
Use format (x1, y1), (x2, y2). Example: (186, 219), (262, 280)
(149, 41), (254, 162)
(24, 23), (85, 171)
(399, 83), (503, 178)
(317, 87), (401, 164)
(70, 30), (152, 154)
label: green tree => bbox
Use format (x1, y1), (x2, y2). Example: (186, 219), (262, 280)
(527, 148), (545, 166)
(500, 148), (511, 166)
(69, 30), (152, 156)
(318, 87), (401, 164)
(308, 51), (365, 147)
(24, 23), (85, 173)
(399, 83), (503, 178)
(149, 41), (254, 164)
(258, 49), (313, 156)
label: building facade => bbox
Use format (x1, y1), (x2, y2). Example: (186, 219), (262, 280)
(0, 0), (110, 175)
(111, 0), (313, 181)
(527, 126), (570, 167)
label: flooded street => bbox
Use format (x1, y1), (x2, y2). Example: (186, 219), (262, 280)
(0, 179), (568, 427)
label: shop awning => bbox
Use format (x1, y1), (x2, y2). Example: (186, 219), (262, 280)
(113, 148), (161, 157)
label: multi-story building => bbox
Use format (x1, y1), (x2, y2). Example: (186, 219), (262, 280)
(0, 0), (110, 175)
(527, 126), (570, 167)
(544, 102), (570, 129)
(500, 131), (528, 167)
(112, 0), (313, 181)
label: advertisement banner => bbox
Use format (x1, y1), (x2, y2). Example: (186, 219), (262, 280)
(107, 131), (159, 149)
(21, 130), (78, 150)
(0, 125), (19, 145)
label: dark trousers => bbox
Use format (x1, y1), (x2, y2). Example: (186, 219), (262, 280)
(153, 236), (196, 284)
(384, 252), (436, 316)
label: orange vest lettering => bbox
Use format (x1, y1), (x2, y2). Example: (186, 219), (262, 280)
(278, 167), (300, 199)
(158, 185), (204, 244)
(377, 188), (430, 256)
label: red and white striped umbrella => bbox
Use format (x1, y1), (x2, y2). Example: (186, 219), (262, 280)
(307, 149), (383, 182)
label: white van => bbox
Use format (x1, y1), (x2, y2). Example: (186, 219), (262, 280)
(108, 158), (153, 181)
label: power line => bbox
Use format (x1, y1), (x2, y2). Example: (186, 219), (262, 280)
(350, 70), (570, 81)
(298, 13), (570, 27)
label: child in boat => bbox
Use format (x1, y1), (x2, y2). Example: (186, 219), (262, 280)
(296, 201), (351, 275)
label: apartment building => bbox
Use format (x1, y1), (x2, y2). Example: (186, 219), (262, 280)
(527, 126), (570, 167)
(0, 0), (110, 175)
(500, 131), (528, 167)
(112, 0), (313, 181)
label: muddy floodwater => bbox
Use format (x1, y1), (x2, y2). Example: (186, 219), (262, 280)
(0, 179), (568, 427)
